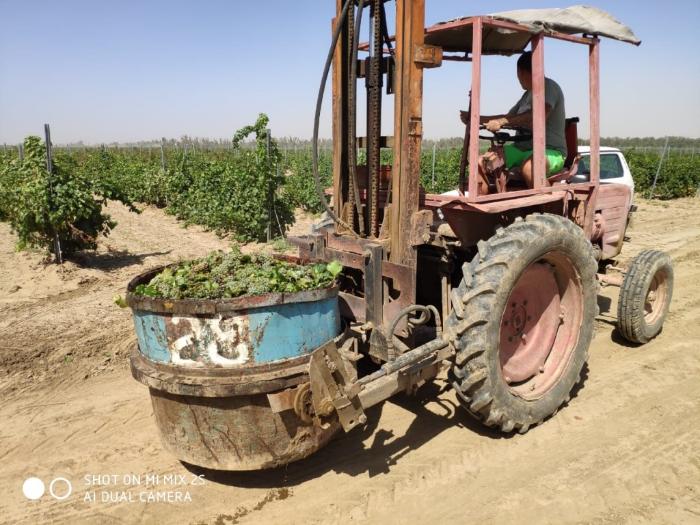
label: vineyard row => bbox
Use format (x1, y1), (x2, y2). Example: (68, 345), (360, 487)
(1, 115), (698, 256)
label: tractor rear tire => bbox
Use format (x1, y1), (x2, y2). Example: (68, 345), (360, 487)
(617, 250), (673, 344)
(446, 214), (597, 434)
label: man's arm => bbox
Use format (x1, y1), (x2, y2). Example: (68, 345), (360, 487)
(480, 113), (510, 124)
(483, 104), (553, 132)
(460, 110), (509, 126)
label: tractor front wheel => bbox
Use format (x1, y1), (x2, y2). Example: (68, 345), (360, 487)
(617, 250), (673, 344)
(446, 214), (597, 434)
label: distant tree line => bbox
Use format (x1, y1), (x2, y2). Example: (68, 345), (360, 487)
(578, 136), (700, 149)
(6, 135), (696, 153)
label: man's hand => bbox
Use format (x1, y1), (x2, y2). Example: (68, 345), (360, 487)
(485, 118), (508, 133)
(459, 110), (469, 125)
(482, 150), (499, 165)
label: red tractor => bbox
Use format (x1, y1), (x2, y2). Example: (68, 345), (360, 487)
(293, 1), (674, 435)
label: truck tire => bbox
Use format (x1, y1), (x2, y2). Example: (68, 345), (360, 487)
(446, 214), (597, 434)
(617, 250), (673, 344)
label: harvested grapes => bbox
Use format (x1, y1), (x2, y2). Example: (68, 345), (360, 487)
(132, 248), (342, 300)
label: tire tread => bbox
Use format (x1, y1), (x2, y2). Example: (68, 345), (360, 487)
(446, 213), (597, 433)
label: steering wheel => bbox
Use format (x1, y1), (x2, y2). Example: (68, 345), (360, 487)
(479, 125), (532, 145)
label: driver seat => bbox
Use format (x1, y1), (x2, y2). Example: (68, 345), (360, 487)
(547, 117), (581, 184)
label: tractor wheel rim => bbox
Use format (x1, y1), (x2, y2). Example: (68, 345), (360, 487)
(644, 270), (668, 324)
(499, 253), (583, 400)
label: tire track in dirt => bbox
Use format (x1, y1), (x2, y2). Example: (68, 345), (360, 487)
(251, 347), (700, 525)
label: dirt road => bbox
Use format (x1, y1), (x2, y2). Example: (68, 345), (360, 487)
(1, 199), (699, 525)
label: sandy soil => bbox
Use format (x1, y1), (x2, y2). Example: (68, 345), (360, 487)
(1, 199), (699, 525)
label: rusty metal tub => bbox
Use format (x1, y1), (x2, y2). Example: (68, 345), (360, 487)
(126, 265), (341, 471)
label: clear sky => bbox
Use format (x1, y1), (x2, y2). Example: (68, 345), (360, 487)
(1, 0), (699, 144)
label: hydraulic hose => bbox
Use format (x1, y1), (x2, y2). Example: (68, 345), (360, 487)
(312, 0), (360, 236)
(348, 0), (366, 235)
(386, 304), (443, 362)
(380, 1), (394, 56)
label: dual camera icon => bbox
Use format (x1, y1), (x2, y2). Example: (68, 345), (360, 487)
(22, 477), (72, 501)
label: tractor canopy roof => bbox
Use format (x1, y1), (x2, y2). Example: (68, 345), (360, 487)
(423, 5), (640, 55)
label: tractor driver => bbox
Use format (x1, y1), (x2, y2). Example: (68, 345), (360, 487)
(460, 51), (567, 189)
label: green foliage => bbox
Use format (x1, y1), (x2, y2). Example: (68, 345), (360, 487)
(580, 136), (700, 150)
(4, 133), (697, 257)
(68, 115), (296, 242)
(160, 115), (295, 241)
(113, 294), (128, 308)
(281, 144), (463, 207)
(623, 149), (700, 199)
(0, 136), (137, 255)
(326, 260), (343, 278)
(419, 147), (462, 194)
(80, 148), (169, 207)
(133, 249), (340, 300)
(270, 237), (292, 253)
(282, 149), (333, 213)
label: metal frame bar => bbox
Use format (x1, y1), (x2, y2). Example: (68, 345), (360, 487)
(589, 38), (600, 186)
(443, 182), (595, 205)
(531, 33), (546, 189)
(364, 244), (384, 325)
(466, 17), (482, 201)
(584, 37), (601, 236)
(332, 3), (349, 231)
(344, 12), (603, 215)
(390, 0), (425, 268)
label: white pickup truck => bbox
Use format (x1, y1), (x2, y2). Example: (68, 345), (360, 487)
(574, 146), (635, 200)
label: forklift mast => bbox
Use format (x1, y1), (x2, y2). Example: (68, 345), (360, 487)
(294, 0), (437, 347)
(332, 0), (426, 264)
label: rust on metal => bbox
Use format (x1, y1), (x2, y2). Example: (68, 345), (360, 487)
(121, 1), (648, 473)
(130, 348), (310, 397)
(409, 209), (433, 246)
(267, 384), (303, 414)
(595, 183), (632, 259)
(390, 0), (425, 268)
(149, 387), (339, 471)
(126, 249), (343, 470)
(309, 339), (364, 432)
(367, 0), (383, 238)
(131, 334), (342, 470)
(426, 190), (569, 214)
(413, 44), (443, 68)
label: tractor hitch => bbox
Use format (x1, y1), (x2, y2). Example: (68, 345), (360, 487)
(307, 306), (451, 433)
